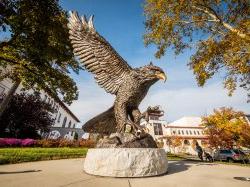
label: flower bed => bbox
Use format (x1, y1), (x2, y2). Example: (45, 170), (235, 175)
(0, 138), (95, 148)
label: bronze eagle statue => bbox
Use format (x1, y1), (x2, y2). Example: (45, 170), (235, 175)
(68, 11), (166, 135)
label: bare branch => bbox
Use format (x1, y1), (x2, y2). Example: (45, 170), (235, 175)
(204, 22), (226, 37)
(176, 19), (219, 24)
(0, 56), (40, 77)
(192, 5), (220, 22)
(192, 5), (249, 39)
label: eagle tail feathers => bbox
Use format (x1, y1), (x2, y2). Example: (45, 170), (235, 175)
(82, 106), (117, 135)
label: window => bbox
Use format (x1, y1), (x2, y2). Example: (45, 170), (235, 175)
(184, 140), (190, 145)
(0, 86), (6, 103)
(73, 124), (76, 128)
(189, 130), (192, 135)
(233, 149), (245, 154)
(182, 130), (184, 135)
(68, 121), (72, 128)
(44, 95), (47, 102)
(172, 130), (176, 135)
(194, 131), (196, 135)
(62, 117), (67, 128)
(54, 111), (58, 121)
(150, 116), (159, 120)
(186, 130), (189, 135)
(153, 123), (163, 135)
(197, 131), (200, 135)
(220, 150), (231, 154)
(0, 86), (5, 94)
(178, 130), (180, 134)
(57, 113), (61, 122)
(52, 101), (54, 108)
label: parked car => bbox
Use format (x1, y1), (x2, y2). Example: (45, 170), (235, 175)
(213, 149), (249, 163)
(242, 149), (250, 155)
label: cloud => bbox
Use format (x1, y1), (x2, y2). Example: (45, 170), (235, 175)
(140, 82), (249, 122)
(68, 78), (114, 127)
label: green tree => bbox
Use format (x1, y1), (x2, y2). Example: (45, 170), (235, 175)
(0, 93), (54, 139)
(144, 0), (250, 100)
(202, 107), (250, 149)
(0, 0), (82, 108)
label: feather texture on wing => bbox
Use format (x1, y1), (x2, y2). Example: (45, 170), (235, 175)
(67, 11), (132, 95)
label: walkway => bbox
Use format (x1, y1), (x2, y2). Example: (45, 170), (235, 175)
(0, 158), (250, 187)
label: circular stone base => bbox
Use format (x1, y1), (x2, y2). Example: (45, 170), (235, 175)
(83, 148), (168, 177)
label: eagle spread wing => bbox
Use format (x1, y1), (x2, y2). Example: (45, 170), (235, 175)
(68, 11), (132, 94)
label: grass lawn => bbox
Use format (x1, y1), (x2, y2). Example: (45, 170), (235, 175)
(1, 148), (249, 167)
(167, 153), (187, 161)
(0, 148), (88, 165)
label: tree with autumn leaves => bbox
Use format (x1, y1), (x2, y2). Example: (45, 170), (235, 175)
(165, 136), (182, 153)
(202, 107), (250, 149)
(144, 0), (250, 101)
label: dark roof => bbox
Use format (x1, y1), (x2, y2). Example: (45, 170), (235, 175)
(147, 106), (164, 117)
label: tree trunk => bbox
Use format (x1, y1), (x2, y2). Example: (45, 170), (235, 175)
(0, 79), (21, 118)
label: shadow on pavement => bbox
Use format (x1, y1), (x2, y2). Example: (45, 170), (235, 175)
(167, 161), (191, 175)
(0, 169), (42, 175)
(194, 162), (218, 166)
(234, 177), (250, 182)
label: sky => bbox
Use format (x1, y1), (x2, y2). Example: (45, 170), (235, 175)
(60, 0), (249, 125)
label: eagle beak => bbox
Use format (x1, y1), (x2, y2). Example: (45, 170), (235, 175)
(156, 72), (166, 82)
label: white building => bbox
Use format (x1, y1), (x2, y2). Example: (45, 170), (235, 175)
(0, 78), (86, 140)
(140, 106), (165, 140)
(163, 117), (208, 154)
(140, 107), (208, 155)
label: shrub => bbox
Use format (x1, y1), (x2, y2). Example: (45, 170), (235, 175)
(0, 139), (5, 147)
(36, 139), (59, 148)
(78, 139), (96, 148)
(35, 139), (96, 148)
(58, 139), (74, 147)
(0, 138), (22, 147)
(0, 138), (96, 148)
(21, 139), (36, 146)
(0, 93), (54, 139)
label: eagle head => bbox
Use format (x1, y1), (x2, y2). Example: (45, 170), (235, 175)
(138, 62), (166, 83)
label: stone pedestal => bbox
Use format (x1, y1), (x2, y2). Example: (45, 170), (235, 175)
(84, 148), (168, 177)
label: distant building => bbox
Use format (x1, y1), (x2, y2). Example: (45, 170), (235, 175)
(163, 117), (208, 154)
(0, 78), (87, 140)
(140, 106), (165, 140)
(140, 106), (208, 155)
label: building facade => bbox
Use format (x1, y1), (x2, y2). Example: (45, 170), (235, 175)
(163, 117), (208, 155)
(140, 106), (165, 140)
(0, 78), (86, 140)
(140, 107), (208, 155)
